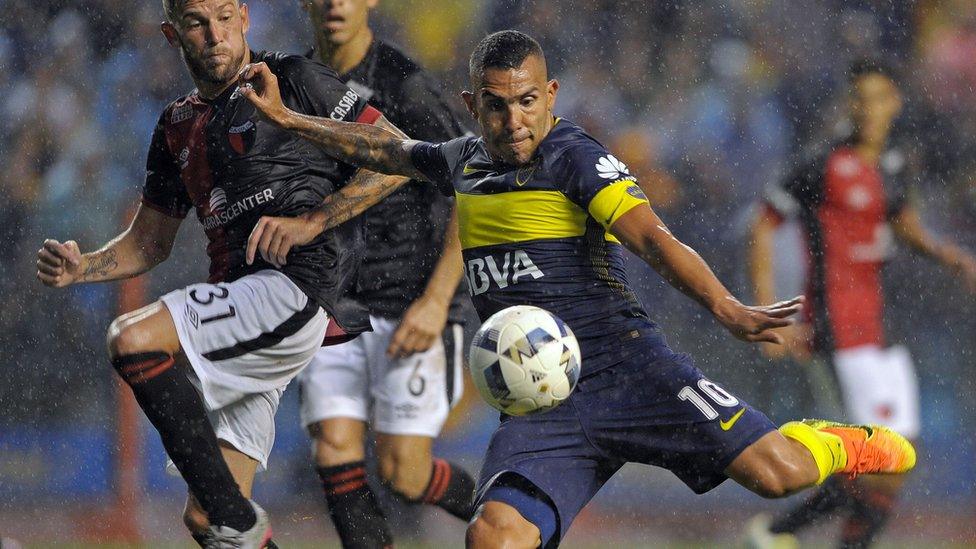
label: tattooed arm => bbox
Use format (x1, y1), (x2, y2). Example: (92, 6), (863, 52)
(238, 62), (426, 181)
(36, 204), (181, 288)
(245, 166), (411, 268)
(237, 61), (435, 267)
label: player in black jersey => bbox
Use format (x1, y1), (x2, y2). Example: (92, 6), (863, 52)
(298, 2), (476, 547)
(238, 31), (916, 548)
(34, 1), (405, 547)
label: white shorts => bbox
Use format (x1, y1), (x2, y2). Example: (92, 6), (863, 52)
(161, 269), (329, 470)
(833, 344), (920, 439)
(299, 316), (464, 437)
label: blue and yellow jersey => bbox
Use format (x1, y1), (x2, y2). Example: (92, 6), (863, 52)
(411, 118), (652, 347)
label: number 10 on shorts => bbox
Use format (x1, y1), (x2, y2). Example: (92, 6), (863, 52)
(678, 379), (739, 420)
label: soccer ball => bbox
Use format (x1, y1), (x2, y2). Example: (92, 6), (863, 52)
(469, 305), (581, 416)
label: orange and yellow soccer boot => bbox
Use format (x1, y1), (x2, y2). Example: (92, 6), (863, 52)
(803, 419), (916, 478)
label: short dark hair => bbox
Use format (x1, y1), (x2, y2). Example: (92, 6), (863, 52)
(468, 30), (545, 82)
(848, 57), (899, 85)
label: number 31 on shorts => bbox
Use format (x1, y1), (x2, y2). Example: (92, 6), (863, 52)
(186, 285), (237, 329)
(677, 379), (739, 420)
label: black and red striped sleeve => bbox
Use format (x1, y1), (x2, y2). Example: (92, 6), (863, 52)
(142, 111), (192, 218)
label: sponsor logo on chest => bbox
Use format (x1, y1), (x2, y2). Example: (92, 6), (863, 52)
(202, 188), (274, 231)
(171, 103), (194, 124)
(466, 250), (544, 296)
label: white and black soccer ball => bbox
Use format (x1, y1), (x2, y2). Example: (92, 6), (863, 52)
(469, 305), (582, 416)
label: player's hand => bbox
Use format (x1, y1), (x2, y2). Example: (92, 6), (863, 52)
(759, 322), (811, 362)
(245, 215), (321, 268)
(237, 62), (289, 127)
(715, 295), (804, 344)
(36, 239), (82, 288)
(387, 294), (450, 358)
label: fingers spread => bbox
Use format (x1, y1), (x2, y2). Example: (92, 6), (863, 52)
(246, 218), (267, 265)
(258, 223), (277, 266)
(761, 303), (803, 318)
(270, 230), (289, 266)
(756, 315), (793, 330)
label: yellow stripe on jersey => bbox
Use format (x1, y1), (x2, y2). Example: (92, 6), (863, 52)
(456, 190), (589, 249)
(587, 180), (649, 229)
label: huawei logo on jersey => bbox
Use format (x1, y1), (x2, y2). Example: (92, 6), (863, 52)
(209, 188), (229, 214)
(595, 155), (633, 181)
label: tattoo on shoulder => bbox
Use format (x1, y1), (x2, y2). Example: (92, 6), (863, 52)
(83, 249), (118, 281)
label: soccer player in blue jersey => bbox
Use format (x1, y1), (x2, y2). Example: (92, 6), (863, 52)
(236, 30), (916, 548)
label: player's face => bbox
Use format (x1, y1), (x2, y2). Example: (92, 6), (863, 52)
(305, 0), (376, 46)
(464, 54), (559, 166)
(850, 73), (902, 143)
(162, 0), (250, 87)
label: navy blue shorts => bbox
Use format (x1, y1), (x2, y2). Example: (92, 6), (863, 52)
(475, 328), (775, 543)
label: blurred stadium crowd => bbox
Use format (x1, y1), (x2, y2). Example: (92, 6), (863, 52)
(2, 0), (975, 536)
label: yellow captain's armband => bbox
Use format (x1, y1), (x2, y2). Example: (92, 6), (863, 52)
(587, 180), (649, 229)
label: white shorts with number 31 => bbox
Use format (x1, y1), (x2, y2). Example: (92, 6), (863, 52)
(160, 269), (329, 471)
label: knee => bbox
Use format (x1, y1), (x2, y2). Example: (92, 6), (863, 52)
(378, 447), (429, 500)
(106, 315), (152, 360)
(466, 505), (539, 549)
(311, 422), (363, 467)
(182, 497), (209, 533)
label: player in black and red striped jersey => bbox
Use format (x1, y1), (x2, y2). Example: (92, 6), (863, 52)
(298, 1), (477, 547)
(747, 59), (976, 548)
(34, 1), (406, 547)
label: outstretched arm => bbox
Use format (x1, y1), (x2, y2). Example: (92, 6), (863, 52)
(387, 207), (465, 358)
(37, 204), (181, 287)
(238, 62), (427, 181)
(892, 205), (976, 292)
(611, 204), (803, 344)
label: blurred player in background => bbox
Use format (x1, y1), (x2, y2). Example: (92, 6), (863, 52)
(236, 30), (918, 548)
(35, 0), (406, 547)
(298, 1), (475, 546)
(747, 59), (976, 548)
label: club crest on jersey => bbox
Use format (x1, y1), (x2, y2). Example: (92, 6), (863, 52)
(466, 250), (544, 296)
(595, 155), (635, 182)
(228, 120), (256, 155)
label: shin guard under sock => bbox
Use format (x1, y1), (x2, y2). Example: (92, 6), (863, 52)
(417, 458), (476, 521)
(317, 461), (393, 549)
(112, 352), (254, 531)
